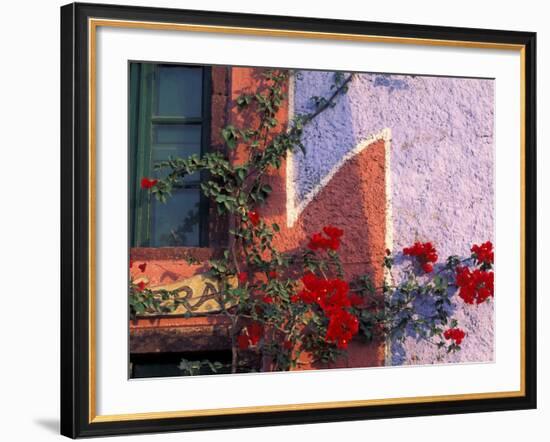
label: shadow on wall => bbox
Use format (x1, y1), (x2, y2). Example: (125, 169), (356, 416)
(292, 70), (362, 203)
(389, 255), (459, 365)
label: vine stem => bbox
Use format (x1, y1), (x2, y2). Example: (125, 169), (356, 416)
(301, 74), (354, 125)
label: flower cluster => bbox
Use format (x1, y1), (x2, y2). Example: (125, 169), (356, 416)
(308, 225), (344, 251)
(296, 272), (359, 348)
(325, 309), (360, 349)
(403, 241), (438, 273)
(140, 177), (158, 189)
(471, 241), (494, 266)
(238, 322), (264, 350)
(444, 328), (466, 345)
(456, 266), (494, 304)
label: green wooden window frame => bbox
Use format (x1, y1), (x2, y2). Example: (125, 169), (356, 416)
(129, 62), (212, 248)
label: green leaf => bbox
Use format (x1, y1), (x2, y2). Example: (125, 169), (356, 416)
(221, 126), (238, 149)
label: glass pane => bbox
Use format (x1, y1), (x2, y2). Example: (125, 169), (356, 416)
(156, 65), (202, 117)
(152, 125), (202, 182)
(150, 189), (201, 247)
(153, 124), (201, 146)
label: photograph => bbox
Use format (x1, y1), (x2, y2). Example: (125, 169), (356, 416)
(128, 63), (496, 378)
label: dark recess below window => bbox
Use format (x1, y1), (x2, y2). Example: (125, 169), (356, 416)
(130, 350), (232, 378)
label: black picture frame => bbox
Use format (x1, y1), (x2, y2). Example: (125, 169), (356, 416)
(60, 2), (537, 438)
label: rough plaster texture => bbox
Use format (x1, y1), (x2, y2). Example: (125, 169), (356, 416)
(292, 70), (495, 365)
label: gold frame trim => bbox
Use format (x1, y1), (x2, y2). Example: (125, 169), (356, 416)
(88, 18), (527, 424)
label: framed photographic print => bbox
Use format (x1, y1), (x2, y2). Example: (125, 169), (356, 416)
(60, 2), (537, 438)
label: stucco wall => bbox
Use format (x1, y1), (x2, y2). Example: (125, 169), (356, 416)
(292, 70), (495, 365)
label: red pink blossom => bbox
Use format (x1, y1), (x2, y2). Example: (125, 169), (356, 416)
(248, 210), (260, 226)
(238, 322), (264, 350)
(326, 309), (359, 349)
(403, 241), (438, 273)
(140, 177), (158, 189)
(308, 226), (344, 251)
(471, 241), (494, 265)
(296, 272), (360, 349)
(444, 328), (466, 345)
(456, 266), (494, 304)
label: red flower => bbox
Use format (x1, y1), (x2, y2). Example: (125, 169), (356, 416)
(298, 272), (359, 349)
(249, 210), (260, 226)
(268, 270), (278, 279)
(471, 241), (494, 265)
(138, 263), (147, 273)
(403, 241), (438, 270)
(262, 295), (274, 304)
(308, 226), (344, 251)
(308, 232), (331, 251)
(247, 322), (263, 345)
(444, 328), (466, 345)
(325, 309), (359, 349)
(298, 273), (350, 312)
(237, 334), (250, 350)
(140, 177), (158, 189)
(136, 281), (147, 292)
(319, 280), (351, 314)
(455, 266), (494, 304)
(422, 262), (434, 273)
(283, 339), (293, 350)
(328, 237), (340, 250)
(237, 271), (248, 284)
(238, 322), (264, 350)
(323, 225), (344, 240)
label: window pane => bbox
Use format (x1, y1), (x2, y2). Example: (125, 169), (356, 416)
(150, 189), (201, 247)
(152, 125), (202, 182)
(156, 66), (202, 117)
(153, 124), (201, 146)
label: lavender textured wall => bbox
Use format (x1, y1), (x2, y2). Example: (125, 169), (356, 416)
(292, 71), (495, 365)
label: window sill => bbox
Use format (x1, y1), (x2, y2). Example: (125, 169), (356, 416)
(130, 315), (231, 353)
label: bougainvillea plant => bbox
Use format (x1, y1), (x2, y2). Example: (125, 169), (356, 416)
(129, 69), (494, 375)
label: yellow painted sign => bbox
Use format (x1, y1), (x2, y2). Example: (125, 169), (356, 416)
(146, 274), (237, 315)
